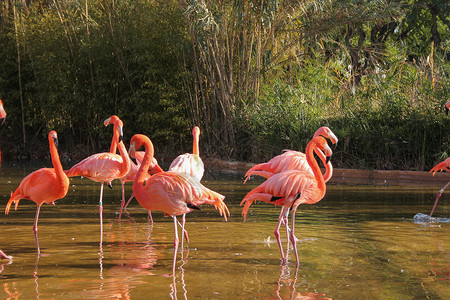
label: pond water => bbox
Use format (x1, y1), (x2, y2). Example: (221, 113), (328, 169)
(0, 162), (449, 299)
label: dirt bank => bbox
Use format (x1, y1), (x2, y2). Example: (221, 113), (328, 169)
(204, 158), (450, 187)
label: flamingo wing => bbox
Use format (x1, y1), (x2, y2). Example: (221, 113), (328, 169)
(65, 152), (125, 182)
(169, 154), (204, 181)
(241, 170), (317, 220)
(6, 168), (69, 214)
(136, 171), (228, 219)
(244, 150), (312, 183)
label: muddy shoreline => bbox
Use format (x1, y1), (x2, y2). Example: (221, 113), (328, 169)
(204, 158), (450, 187)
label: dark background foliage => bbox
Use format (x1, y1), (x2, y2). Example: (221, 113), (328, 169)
(0, 0), (448, 170)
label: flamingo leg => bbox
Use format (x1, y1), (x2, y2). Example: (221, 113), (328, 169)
(148, 210), (154, 225)
(99, 182), (104, 241)
(123, 193), (134, 210)
(118, 182), (126, 222)
(33, 205), (42, 256)
(282, 207), (290, 252)
(172, 216), (179, 275)
(289, 208), (300, 266)
(176, 217), (190, 243)
(430, 180), (450, 217)
(274, 207), (288, 263)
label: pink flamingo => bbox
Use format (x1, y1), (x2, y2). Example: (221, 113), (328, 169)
(0, 99), (10, 259)
(5, 131), (69, 256)
(241, 135), (333, 265)
(169, 126), (204, 181)
(65, 117), (130, 239)
(427, 100), (450, 217)
(167, 126), (204, 242)
(129, 134), (229, 274)
(429, 157), (450, 217)
(244, 126), (338, 183)
(0, 99), (6, 167)
(103, 116), (163, 222)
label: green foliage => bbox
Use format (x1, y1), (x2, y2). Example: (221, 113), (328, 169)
(0, 0), (448, 171)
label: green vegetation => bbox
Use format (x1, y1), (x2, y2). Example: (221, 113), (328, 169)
(0, 0), (448, 170)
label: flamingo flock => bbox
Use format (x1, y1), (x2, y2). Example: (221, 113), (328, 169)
(1, 98), (449, 269)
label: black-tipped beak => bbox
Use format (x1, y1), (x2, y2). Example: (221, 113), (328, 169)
(0, 117), (5, 126)
(333, 141), (338, 150)
(446, 107), (449, 115)
(326, 155), (331, 164)
(53, 138), (59, 148)
(119, 135), (123, 143)
(131, 157), (137, 165)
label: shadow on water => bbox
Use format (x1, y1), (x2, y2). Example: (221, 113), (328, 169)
(0, 163), (449, 299)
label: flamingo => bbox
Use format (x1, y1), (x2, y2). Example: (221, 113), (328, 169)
(427, 100), (450, 217)
(169, 126), (204, 181)
(103, 115), (163, 222)
(5, 131), (69, 256)
(166, 126), (204, 242)
(65, 117), (130, 239)
(429, 157), (450, 217)
(241, 135), (333, 265)
(0, 99), (6, 167)
(0, 99), (10, 259)
(129, 134), (229, 274)
(244, 126), (338, 183)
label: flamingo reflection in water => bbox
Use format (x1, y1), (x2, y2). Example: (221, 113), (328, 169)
(241, 133), (334, 265)
(271, 265), (332, 300)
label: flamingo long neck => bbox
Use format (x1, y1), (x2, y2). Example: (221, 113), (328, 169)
(313, 148), (333, 182)
(118, 140), (131, 175)
(193, 132), (200, 156)
(49, 137), (66, 184)
(306, 140), (326, 196)
(109, 123), (119, 154)
(135, 138), (155, 185)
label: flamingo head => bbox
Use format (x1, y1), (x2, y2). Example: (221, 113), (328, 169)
(114, 118), (124, 143)
(129, 134), (147, 159)
(192, 126), (201, 137)
(445, 100), (450, 115)
(49, 130), (59, 148)
(104, 115), (120, 127)
(313, 126), (338, 147)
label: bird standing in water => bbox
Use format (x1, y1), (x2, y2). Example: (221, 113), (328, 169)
(428, 100), (450, 217)
(129, 134), (229, 274)
(65, 117), (130, 240)
(430, 157), (450, 217)
(241, 135), (333, 265)
(168, 126), (204, 242)
(5, 131), (69, 256)
(103, 115), (163, 222)
(0, 99), (10, 259)
(0, 99), (6, 167)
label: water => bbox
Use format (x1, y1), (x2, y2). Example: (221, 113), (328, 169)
(0, 162), (449, 299)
